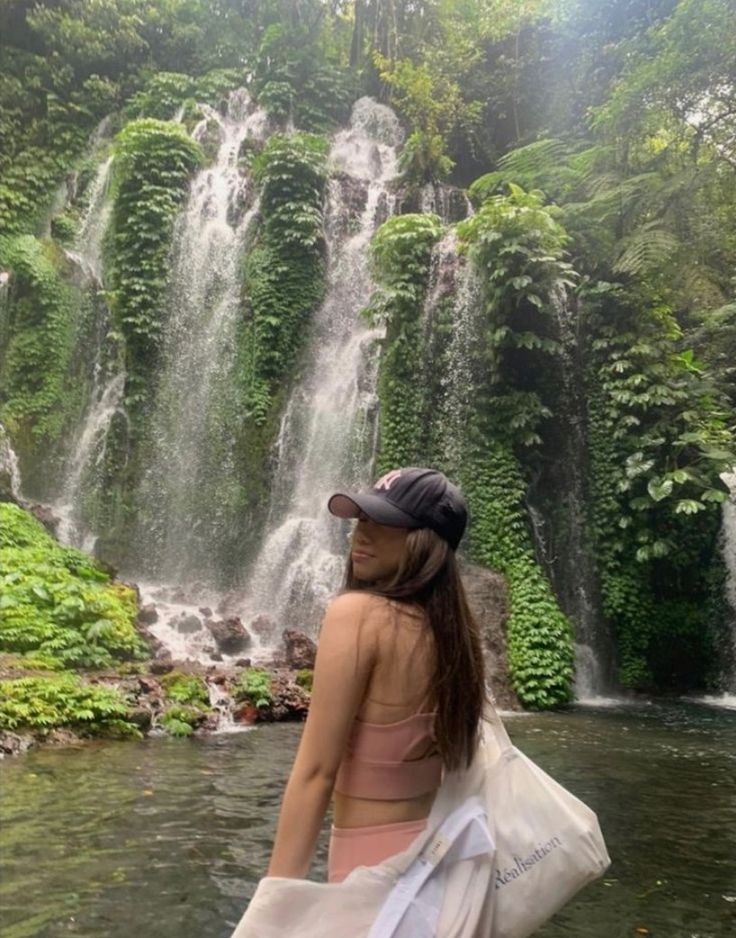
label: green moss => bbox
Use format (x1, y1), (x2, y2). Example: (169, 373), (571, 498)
(0, 503), (146, 669)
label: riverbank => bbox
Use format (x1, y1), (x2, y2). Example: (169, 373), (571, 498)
(0, 656), (313, 758)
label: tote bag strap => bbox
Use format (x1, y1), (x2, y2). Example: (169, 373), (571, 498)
(482, 695), (514, 756)
(366, 798), (493, 938)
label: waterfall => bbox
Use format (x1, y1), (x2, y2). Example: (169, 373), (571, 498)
(0, 423), (22, 501)
(242, 98), (403, 643)
(718, 471), (736, 699)
(53, 155), (124, 552)
(546, 286), (615, 699)
(65, 155), (114, 283)
(133, 91), (267, 585)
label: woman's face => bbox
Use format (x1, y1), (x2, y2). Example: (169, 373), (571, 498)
(349, 511), (410, 584)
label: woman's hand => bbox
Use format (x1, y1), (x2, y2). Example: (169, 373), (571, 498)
(266, 591), (378, 878)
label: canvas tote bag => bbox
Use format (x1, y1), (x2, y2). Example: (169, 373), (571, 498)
(482, 701), (611, 938)
(229, 702), (610, 938)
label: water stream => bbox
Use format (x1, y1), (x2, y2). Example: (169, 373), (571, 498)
(133, 91), (267, 586)
(240, 98), (403, 642)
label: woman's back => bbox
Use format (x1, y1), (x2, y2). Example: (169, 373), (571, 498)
(332, 595), (440, 828)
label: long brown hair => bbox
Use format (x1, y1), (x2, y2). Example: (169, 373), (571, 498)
(343, 527), (487, 770)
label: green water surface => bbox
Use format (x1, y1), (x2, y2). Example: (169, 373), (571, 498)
(1, 701), (734, 938)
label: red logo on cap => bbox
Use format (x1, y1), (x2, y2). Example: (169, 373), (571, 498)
(375, 469), (402, 491)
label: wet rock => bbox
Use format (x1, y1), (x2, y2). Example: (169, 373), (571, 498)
(198, 607), (213, 619)
(29, 503), (61, 538)
(138, 604), (159, 626)
(175, 614), (202, 634)
(235, 657), (251, 668)
(150, 653), (174, 675)
(0, 731), (35, 757)
(210, 651), (223, 662)
(137, 626), (164, 656)
(207, 617), (251, 654)
(282, 628), (316, 669)
(137, 676), (161, 696)
(460, 563), (519, 710)
(233, 702), (259, 725)
(250, 614), (274, 640)
(269, 671), (310, 721)
(128, 707), (153, 731)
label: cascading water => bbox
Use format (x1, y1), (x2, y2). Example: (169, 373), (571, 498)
(420, 230), (485, 472)
(544, 286), (615, 699)
(53, 154), (125, 551)
(0, 422), (22, 501)
(716, 471), (736, 703)
(242, 98), (403, 644)
(133, 91), (267, 587)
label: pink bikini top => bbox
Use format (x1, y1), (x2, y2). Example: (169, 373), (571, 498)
(333, 710), (443, 801)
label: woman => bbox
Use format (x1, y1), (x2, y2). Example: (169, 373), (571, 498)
(266, 466), (487, 884)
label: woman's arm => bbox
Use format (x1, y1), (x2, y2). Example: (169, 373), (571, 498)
(266, 591), (378, 878)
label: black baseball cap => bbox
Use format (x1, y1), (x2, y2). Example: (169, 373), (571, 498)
(327, 467), (468, 550)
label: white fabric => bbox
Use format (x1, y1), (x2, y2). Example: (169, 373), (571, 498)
(230, 702), (610, 938)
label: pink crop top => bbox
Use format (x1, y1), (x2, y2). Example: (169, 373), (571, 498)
(333, 711), (443, 800)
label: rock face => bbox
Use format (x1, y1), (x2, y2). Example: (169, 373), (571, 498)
(460, 563), (519, 710)
(207, 617), (251, 654)
(282, 628), (317, 669)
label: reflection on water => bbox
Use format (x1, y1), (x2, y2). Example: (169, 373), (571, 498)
(1, 702), (734, 938)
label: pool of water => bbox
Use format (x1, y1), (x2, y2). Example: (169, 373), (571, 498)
(1, 701), (734, 937)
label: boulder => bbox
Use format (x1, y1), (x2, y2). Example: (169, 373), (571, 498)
(29, 503), (61, 538)
(198, 607), (213, 619)
(138, 604), (158, 626)
(207, 617), (251, 654)
(235, 657), (252, 668)
(150, 651), (174, 675)
(460, 563), (519, 710)
(0, 731), (35, 757)
(250, 614), (275, 640)
(175, 614), (202, 634)
(282, 628), (317, 669)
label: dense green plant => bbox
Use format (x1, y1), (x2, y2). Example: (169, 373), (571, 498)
(582, 280), (733, 688)
(241, 132), (328, 423)
(0, 235), (84, 467)
(160, 702), (209, 737)
(252, 21), (352, 130)
(160, 670), (210, 706)
(295, 668), (313, 693)
(0, 673), (139, 738)
(461, 441), (574, 708)
(109, 119), (203, 411)
(366, 213), (443, 472)
(454, 186), (577, 707)
(233, 669), (273, 709)
(0, 504), (146, 669)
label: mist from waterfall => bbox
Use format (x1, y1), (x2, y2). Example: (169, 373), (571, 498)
(133, 90), (267, 584)
(242, 97), (403, 639)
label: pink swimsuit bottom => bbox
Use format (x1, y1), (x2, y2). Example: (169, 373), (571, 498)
(327, 710), (441, 883)
(328, 817), (428, 884)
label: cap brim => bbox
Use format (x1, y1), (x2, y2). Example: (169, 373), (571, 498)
(327, 492), (421, 528)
